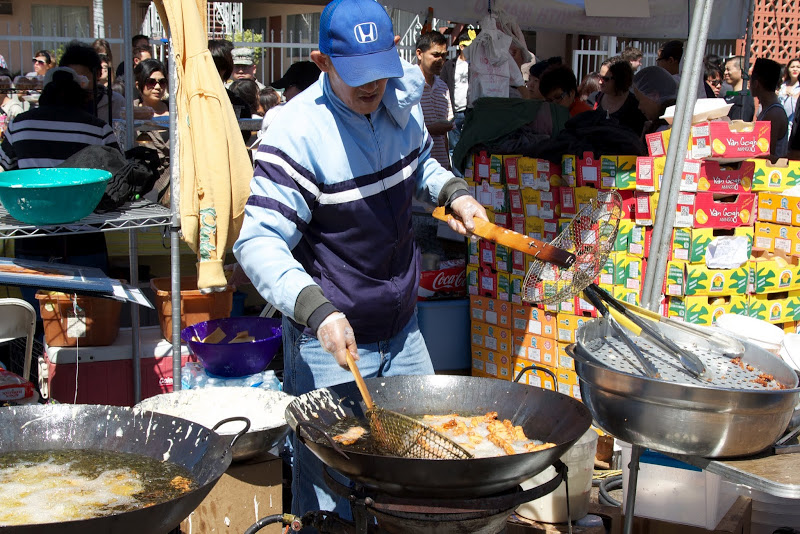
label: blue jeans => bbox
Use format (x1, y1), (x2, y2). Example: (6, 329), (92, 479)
(448, 111), (466, 177)
(283, 311), (434, 518)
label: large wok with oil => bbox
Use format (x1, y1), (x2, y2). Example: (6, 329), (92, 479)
(0, 404), (236, 534)
(285, 374), (592, 498)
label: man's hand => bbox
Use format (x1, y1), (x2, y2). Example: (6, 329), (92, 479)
(317, 312), (359, 370)
(447, 195), (488, 235)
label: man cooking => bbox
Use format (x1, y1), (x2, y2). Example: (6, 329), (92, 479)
(233, 0), (487, 519)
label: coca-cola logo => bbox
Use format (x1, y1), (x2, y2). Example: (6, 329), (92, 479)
(432, 270), (466, 291)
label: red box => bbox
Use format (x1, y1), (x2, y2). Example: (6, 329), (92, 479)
(475, 151), (490, 182)
(577, 152), (601, 187)
(559, 186), (577, 216)
(479, 240), (496, 270)
(698, 160), (756, 193)
(693, 192), (757, 228)
(44, 326), (194, 407)
(504, 156), (520, 188)
(508, 189), (524, 214)
(691, 120), (771, 160)
(618, 190), (636, 220)
(478, 266), (497, 299)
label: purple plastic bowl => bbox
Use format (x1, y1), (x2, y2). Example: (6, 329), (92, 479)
(181, 317), (282, 377)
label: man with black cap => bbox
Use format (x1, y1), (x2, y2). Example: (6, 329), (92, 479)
(234, 0), (486, 518)
(271, 60), (321, 102)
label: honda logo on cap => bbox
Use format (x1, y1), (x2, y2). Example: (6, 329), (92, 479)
(354, 22), (378, 44)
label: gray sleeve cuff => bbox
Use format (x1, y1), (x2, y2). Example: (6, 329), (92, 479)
(438, 177), (470, 207)
(294, 285), (337, 333)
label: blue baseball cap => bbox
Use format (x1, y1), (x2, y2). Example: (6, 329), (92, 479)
(319, 0), (403, 87)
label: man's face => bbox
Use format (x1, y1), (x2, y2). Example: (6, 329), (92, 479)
(134, 51), (152, 66)
(416, 43), (447, 78)
(328, 63), (388, 115)
(725, 60), (742, 85)
(629, 58), (642, 70)
(656, 55), (679, 75)
(233, 64), (256, 80)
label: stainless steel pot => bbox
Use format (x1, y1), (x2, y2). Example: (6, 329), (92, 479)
(572, 317), (800, 457)
(136, 387), (295, 462)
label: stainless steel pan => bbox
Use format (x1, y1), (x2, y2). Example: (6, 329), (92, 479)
(285, 374), (592, 498)
(572, 317), (800, 457)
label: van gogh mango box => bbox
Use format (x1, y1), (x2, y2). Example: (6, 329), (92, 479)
(697, 160), (755, 193)
(600, 155), (637, 190)
(690, 120), (770, 160)
(693, 193), (756, 229)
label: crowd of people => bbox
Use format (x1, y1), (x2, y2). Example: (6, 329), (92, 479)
(409, 33), (800, 166)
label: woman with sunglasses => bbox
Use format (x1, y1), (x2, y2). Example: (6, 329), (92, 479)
(31, 50), (53, 78)
(595, 60), (646, 137)
(704, 63), (723, 97)
(133, 59), (170, 206)
(134, 59), (168, 117)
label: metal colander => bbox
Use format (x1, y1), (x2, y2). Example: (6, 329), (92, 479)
(577, 317), (793, 390)
(523, 191), (623, 306)
(367, 407), (472, 460)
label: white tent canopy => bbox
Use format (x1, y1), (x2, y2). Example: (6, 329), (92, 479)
(378, 0), (748, 40)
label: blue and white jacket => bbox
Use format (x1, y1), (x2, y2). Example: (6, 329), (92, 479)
(234, 60), (468, 343)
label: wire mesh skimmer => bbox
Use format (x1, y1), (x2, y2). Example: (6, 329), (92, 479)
(344, 352), (472, 459)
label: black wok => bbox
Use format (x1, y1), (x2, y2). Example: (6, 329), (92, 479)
(285, 375), (592, 498)
(0, 404), (236, 534)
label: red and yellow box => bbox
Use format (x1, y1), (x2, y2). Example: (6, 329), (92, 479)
(556, 313), (587, 343)
(472, 345), (513, 380)
(512, 334), (557, 368)
(577, 152), (601, 187)
(690, 120), (770, 160)
(470, 296), (512, 328)
(758, 191), (796, 224)
(504, 155), (521, 189)
(693, 192), (756, 228)
(635, 156), (663, 192)
(754, 222), (794, 255)
(511, 304), (557, 339)
(471, 321), (512, 355)
(557, 342), (576, 371)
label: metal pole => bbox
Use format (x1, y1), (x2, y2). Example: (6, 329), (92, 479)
(742, 0), (756, 92)
(168, 41), (183, 391)
(641, 0), (715, 311)
(122, 0), (134, 149)
(129, 230), (141, 403)
(622, 445), (644, 534)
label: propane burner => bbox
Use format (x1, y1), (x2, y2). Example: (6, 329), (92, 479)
(245, 462), (569, 534)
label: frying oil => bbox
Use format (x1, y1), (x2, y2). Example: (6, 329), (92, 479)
(0, 450), (195, 526)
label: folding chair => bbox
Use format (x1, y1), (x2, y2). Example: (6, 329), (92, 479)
(0, 298), (37, 381)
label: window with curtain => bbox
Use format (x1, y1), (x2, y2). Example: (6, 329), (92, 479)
(286, 12), (319, 59)
(31, 5), (90, 53)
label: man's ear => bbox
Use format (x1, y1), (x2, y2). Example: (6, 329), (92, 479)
(311, 51), (331, 72)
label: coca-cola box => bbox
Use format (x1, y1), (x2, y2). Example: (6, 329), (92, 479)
(418, 262), (467, 300)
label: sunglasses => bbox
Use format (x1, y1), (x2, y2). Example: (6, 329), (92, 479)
(708, 79), (722, 87)
(145, 77), (167, 89)
(546, 91), (569, 103)
(32, 59), (47, 66)
(601, 75), (613, 83)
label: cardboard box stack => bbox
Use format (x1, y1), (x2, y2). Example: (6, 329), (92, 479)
(465, 120), (800, 394)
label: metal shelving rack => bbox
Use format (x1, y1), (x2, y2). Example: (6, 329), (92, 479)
(0, 200), (171, 238)
(0, 200), (172, 404)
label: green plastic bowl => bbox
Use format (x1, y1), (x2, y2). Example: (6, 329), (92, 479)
(0, 168), (112, 225)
